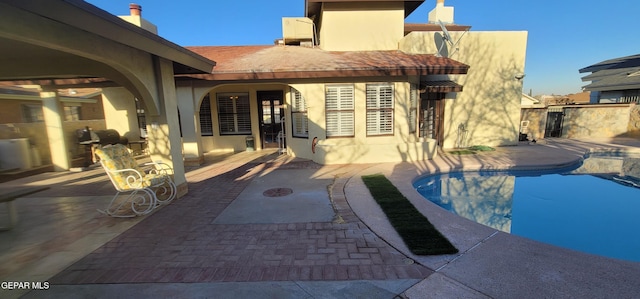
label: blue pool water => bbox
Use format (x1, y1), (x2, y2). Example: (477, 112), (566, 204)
(413, 153), (640, 262)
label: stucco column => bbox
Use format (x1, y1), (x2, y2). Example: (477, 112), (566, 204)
(176, 85), (204, 166)
(40, 91), (70, 171)
(145, 57), (189, 197)
(101, 87), (141, 141)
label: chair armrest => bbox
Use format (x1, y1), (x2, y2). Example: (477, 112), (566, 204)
(106, 168), (145, 189)
(144, 161), (174, 176)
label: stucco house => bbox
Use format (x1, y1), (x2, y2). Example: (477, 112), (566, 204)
(521, 93), (542, 108)
(172, 0), (528, 164)
(0, 0), (528, 189)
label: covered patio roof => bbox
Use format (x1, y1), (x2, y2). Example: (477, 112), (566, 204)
(182, 45), (469, 82)
(0, 0), (216, 88)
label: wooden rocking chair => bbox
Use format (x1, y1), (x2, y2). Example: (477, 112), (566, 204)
(94, 144), (176, 217)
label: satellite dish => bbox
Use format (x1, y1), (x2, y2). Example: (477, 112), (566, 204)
(438, 20), (454, 45)
(435, 19), (468, 58)
(434, 33), (449, 58)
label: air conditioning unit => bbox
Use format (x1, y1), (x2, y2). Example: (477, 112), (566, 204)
(282, 17), (314, 45)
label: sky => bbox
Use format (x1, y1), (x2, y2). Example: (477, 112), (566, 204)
(85, 0), (640, 96)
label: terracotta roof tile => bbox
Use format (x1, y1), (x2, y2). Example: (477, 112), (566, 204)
(184, 45), (468, 81)
(420, 80), (463, 92)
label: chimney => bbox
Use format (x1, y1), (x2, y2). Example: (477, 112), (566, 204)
(119, 3), (158, 34)
(129, 3), (142, 17)
(428, 0), (455, 24)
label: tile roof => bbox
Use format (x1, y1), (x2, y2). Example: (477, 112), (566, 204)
(566, 91), (591, 104)
(184, 45), (469, 81)
(420, 80), (463, 92)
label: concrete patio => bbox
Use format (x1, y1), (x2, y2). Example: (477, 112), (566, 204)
(1, 138), (640, 298)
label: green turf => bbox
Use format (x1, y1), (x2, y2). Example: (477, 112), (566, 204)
(448, 150), (476, 155)
(468, 145), (495, 152)
(361, 174), (458, 255)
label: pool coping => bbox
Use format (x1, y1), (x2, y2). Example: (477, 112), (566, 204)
(345, 140), (640, 298)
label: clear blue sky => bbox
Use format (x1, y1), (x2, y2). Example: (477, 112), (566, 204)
(86, 0), (640, 96)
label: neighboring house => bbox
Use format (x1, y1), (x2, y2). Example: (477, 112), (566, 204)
(567, 91), (591, 104)
(537, 92), (591, 106)
(175, 0), (528, 164)
(580, 54), (640, 104)
(521, 93), (543, 108)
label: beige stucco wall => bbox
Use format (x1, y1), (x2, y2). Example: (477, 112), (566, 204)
(101, 87), (142, 141)
(318, 2), (405, 51)
(199, 79), (437, 164)
(290, 80), (437, 164)
(201, 84), (288, 153)
(400, 31), (528, 148)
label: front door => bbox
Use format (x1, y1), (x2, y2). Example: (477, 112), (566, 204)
(257, 91), (284, 149)
(420, 93), (445, 147)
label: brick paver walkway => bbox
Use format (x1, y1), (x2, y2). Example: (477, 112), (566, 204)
(50, 153), (432, 284)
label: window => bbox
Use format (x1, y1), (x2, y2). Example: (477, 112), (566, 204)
(366, 83), (394, 136)
(291, 88), (308, 138)
(21, 104), (43, 123)
(420, 98), (443, 140)
(409, 84), (418, 133)
(421, 101), (436, 139)
(199, 95), (213, 136)
(217, 93), (251, 135)
(325, 85), (354, 137)
(64, 106), (81, 121)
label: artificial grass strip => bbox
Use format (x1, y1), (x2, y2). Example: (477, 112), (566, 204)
(448, 150), (476, 155)
(362, 174), (458, 255)
(468, 145), (495, 152)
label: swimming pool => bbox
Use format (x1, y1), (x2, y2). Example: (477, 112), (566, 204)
(413, 152), (640, 262)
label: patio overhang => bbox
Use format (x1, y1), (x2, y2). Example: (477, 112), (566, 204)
(0, 0), (216, 89)
(420, 80), (463, 93)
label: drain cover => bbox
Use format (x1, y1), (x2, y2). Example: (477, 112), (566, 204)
(263, 188), (293, 197)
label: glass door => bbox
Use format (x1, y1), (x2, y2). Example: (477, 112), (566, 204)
(257, 91), (284, 149)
